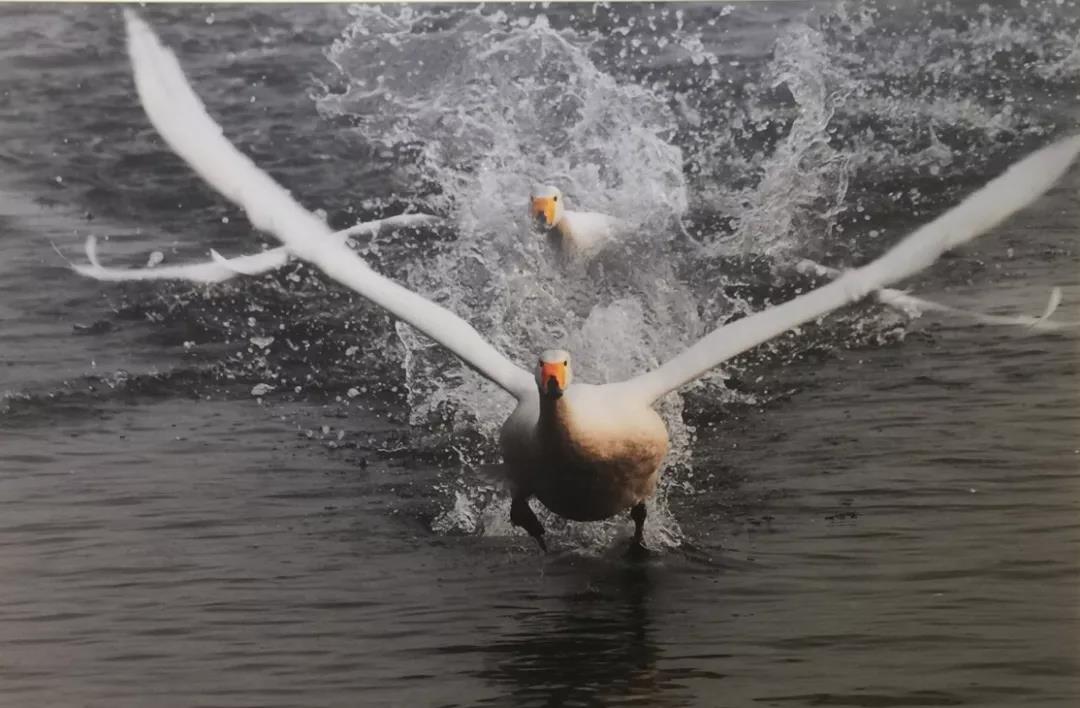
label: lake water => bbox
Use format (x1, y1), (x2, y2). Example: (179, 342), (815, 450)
(1, 2), (1079, 706)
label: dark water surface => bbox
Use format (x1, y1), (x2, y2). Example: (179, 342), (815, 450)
(1, 3), (1079, 706)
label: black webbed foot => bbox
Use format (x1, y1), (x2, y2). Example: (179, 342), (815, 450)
(627, 501), (650, 558)
(630, 501), (647, 544)
(511, 496), (547, 552)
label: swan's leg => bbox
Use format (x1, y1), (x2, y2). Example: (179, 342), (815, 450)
(630, 502), (647, 546)
(510, 496), (547, 552)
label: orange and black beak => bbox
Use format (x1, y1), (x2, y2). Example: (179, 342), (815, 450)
(540, 361), (566, 398)
(530, 196), (557, 228)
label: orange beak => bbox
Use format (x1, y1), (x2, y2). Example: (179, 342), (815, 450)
(540, 361), (566, 397)
(530, 196), (557, 227)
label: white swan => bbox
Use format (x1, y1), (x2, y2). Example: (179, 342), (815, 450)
(530, 185), (619, 259)
(80, 12), (1080, 550)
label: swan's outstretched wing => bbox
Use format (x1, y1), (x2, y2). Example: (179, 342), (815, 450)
(208, 246), (289, 277)
(207, 213), (444, 275)
(71, 213), (445, 281)
(796, 259), (1080, 331)
(624, 135), (1080, 404)
(70, 235), (239, 283)
(120, 12), (533, 399)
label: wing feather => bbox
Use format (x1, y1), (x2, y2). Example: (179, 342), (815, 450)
(796, 259), (1079, 330)
(625, 135), (1080, 404)
(120, 12), (532, 399)
(70, 235), (239, 283)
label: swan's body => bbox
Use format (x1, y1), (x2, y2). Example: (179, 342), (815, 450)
(500, 377), (668, 523)
(530, 185), (618, 259)
(74, 13), (1080, 551)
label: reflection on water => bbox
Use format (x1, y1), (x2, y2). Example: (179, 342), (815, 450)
(481, 560), (667, 707)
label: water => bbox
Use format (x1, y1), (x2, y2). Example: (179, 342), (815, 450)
(2, 2), (1079, 705)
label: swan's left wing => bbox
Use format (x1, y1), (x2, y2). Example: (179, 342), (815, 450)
(112, 12), (534, 400)
(796, 259), (1080, 331)
(623, 135), (1080, 404)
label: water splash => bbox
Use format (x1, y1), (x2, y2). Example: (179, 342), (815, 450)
(705, 21), (858, 259)
(88, 2), (1080, 550)
(317, 5), (714, 547)
(310, 1), (1080, 548)
(318, 6), (689, 235)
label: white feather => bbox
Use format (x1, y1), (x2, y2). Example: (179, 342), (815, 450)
(626, 135), (1080, 403)
(71, 212), (444, 281)
(119, 11), (532, 399)
(70, 235), (237, 283)
(796, 259), (1080, 331)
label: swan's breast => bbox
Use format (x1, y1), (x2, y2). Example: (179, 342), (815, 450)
(557, 210), (615, 256)
(543, 387), (670, 520)
(498, 387), (669, 520)
(561, 388), (668, 466)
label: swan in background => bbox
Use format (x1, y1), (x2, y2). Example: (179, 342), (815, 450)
(530, 185), (620, 260)
(74, 12), (1080, 551)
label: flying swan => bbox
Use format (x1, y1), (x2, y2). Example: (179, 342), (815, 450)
(76, 12), (1080, 551)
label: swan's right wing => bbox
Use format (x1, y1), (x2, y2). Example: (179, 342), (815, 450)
(208, 247), (289, 276)
(624, 135), (1080, 404)
(72, 235), (241, 283)
(337, 213), (444, 239)
(205, 213), (445, 276)
(118, 12), (534, 400)
(73, 213), (446, 281)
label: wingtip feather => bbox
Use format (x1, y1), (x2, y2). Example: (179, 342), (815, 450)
(1036, 286), (1064, 324)
(84, 235), (101, 268)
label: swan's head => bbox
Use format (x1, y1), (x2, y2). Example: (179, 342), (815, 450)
(535, 349), (572, 399)
(530, 185), (565, 229)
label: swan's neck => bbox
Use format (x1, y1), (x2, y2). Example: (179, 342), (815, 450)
(553, 212), (571, 234)
(546, 222), (573, 256)
(538, 394), (572, 442)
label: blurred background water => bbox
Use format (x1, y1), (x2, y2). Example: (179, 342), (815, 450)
(1, 2), (1078, 705)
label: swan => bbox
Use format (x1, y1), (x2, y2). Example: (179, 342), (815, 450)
(78, 12), (1080, 551)
(530, 185), (619, 259)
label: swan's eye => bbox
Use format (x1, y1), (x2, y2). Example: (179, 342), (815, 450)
(553, 196), (558, 202)
(562, 360), (568, 366)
